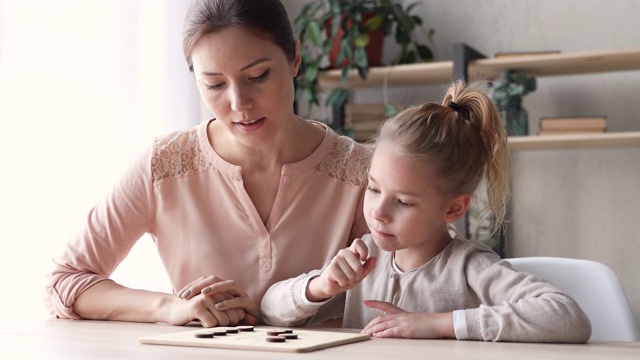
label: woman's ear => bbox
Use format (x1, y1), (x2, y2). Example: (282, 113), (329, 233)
(292, 40), (301, 77)
(443, 193), (471, 224)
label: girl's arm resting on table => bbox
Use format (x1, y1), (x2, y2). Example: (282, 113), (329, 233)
(463, 259), (592, 343)
(362, 301), (455, 339)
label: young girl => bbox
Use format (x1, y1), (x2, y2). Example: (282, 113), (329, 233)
(259, 81), (592, 342)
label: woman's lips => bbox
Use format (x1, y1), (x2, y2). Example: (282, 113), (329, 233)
(235, 117), (265, 131)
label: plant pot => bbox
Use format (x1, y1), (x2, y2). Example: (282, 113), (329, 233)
(325, 14), (384, 69)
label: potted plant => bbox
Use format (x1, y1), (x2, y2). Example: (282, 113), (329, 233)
(293, 0), (434, 117)
(488, 70), (537, 136)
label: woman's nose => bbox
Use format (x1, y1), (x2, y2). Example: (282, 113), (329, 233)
(229, 84), (253, 112)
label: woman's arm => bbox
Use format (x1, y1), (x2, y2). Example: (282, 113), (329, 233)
(74, 280), (245, 327)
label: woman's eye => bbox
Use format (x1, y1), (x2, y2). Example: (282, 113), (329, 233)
(206, 83), (224, 91)
(366, 186), (380, 194)
(250, 69), (270, 82)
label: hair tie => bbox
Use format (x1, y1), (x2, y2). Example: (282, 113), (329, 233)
(448, 100), (461, 112)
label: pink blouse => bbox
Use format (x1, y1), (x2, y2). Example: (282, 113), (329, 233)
(46, 120), (372, 319)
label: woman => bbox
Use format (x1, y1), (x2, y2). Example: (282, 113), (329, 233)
(45, 0), (372, 327)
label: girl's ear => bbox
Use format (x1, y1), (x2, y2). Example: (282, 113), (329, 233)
(443, 193), (471, 223)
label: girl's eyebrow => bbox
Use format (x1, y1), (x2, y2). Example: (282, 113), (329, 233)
(200, 57), (271, 76)
(369, 175), (421, 197)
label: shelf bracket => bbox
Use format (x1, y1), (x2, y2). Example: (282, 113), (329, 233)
(453, 43), (486, 82)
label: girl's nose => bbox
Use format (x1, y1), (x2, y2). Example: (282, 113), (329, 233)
(371, 198), (391, 224)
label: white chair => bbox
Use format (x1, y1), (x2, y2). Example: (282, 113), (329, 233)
(504, 256), (640, 342)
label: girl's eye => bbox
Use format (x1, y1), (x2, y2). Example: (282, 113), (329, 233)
(250, 69), (270, 82)
(398, 199), (414, 208)
(366, 186), (380, 194)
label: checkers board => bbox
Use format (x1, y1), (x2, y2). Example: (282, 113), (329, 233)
(139, 326), (371, 353)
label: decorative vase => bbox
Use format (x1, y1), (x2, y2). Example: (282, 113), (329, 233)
(501, 100), (529, 136)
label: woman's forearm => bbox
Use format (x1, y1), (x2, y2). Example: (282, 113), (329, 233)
(73, 280), (176, 323)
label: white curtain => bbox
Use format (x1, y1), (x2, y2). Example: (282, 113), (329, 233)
(0, 0), (200, 322)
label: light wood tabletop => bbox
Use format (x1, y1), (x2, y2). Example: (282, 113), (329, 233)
(1, 319), (639, 359)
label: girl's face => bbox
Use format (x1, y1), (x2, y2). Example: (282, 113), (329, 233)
(364, 142), (462, 257)
(190, 26), (300, 148)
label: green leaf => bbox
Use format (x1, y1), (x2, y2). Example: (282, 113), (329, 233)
(384, 104), (399, 117)
(395, 29), (411, 45)
(416, 44), (433, 60)
(354, 47), (368, 74)
(306, 22), (323, 47)
(330, 14), (341, 37)
(325, 87), (348, 108)
(305, 63), (319, 82)
(364, 15), (383, 31)
(392, 6), (415, 32)
(354, 33), (370, 48)
(340, 64), (352, 83)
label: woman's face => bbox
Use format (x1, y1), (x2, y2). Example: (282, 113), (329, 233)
(190, 26), (300, 147)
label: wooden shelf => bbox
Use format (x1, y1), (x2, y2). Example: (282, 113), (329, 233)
(470, 48), (640, 80)
(317, 61), (453, 90)
(317, 48), (640, 90)
(507, 132), (640, 151)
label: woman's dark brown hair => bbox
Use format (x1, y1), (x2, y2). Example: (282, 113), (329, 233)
(183, 0), (296, 71)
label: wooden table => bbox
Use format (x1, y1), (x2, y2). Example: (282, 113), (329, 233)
(1, 319), (639, 359)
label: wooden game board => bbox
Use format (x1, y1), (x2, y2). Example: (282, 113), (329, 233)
(139, 326), (371, 353)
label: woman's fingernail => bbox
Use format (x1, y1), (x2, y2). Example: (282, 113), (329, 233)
(181, 290), (191, 298)
(202, 287), (212, 294)
(177, 289), (184, 298)
(215, 303), (224, 309)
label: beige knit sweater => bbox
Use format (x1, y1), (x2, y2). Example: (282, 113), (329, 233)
(261, 235), (591, 342)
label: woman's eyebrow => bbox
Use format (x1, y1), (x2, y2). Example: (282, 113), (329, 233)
(200, 57), (271, 76)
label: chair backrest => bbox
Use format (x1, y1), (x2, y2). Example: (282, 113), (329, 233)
(504, 256), (640, 342)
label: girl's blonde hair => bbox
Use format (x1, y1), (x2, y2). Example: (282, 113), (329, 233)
(375, 80), (510, 229)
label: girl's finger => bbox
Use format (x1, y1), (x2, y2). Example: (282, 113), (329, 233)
(363, 300), (405, 314)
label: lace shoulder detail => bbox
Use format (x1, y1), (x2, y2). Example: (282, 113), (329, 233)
(151, 127), (212, 185)
(314, 136), (372, 187)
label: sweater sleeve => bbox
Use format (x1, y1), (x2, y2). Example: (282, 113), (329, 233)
(461, 248), (591, 343)
(44, 144), (156, 319)
(261, 269), (345, 327)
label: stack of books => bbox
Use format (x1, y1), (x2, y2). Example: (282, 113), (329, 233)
(344, 103), (388, 143)
(538, 116), (607, 135)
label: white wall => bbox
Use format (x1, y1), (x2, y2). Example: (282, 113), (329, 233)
(283, 0), (640, 326)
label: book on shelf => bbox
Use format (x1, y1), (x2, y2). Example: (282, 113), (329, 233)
(538, 116), (607, 132)
(344, 103), (387, 117)
(538, 129), (606, 136)
(494, 50), (560, 58)
(344, 103), (390, 142)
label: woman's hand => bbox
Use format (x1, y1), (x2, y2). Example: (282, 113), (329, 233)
(164, 291), (245, 328)
(201, 279), (260, 325)
(174, 276), (259, 325)
(177, 275), (228, 301)
(361, 301), (455, 339)
(307, 238), (377, 302)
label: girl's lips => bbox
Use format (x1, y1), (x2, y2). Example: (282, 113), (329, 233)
(372, 228), (393, 238)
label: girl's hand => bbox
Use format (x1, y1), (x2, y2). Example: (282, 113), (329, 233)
(361, 300), (455, 339)
(307, 238), (377, 302)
